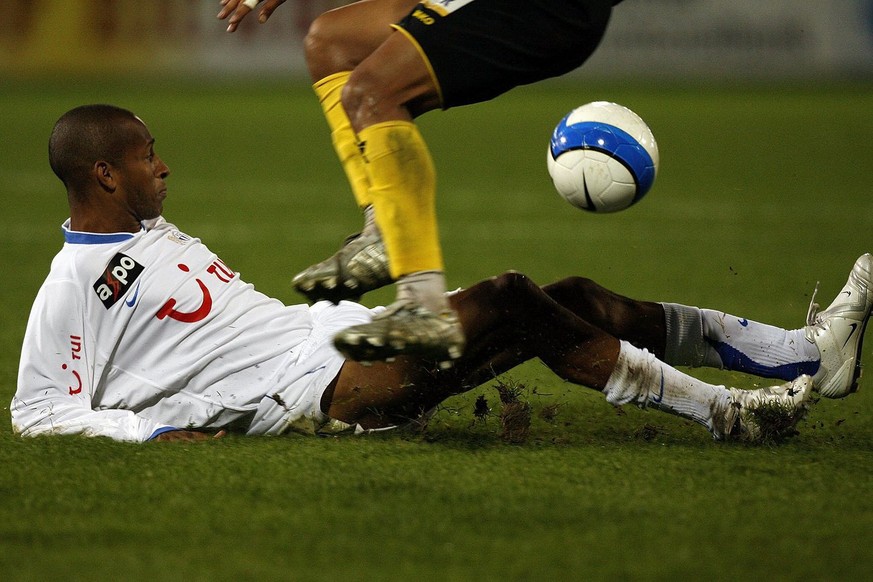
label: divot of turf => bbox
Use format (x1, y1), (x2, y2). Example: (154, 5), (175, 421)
(495, 379), (532, 444)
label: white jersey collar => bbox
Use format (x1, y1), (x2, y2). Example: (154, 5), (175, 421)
(61, 218), (145, 245)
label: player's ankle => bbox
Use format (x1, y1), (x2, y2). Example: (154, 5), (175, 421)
(396, 271), (449, 313)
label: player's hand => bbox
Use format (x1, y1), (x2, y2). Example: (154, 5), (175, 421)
(152, 429), (227, 442)
(218, 0), (287, 33)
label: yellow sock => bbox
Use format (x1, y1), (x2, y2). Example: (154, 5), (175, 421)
(313, 72), (371, 208)
(358, 121), (443, 278)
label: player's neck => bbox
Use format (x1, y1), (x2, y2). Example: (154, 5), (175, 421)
(67, 189), (143, 234)
(68, 208), (141, 234)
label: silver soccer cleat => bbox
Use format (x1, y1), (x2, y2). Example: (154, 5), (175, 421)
(805, 253), (873, 398)
(292, 231), (393, 304)
(333, 300), (466, 364)
(714, 375), (814, 442)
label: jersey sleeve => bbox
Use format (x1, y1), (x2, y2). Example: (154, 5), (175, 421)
(12, 279), (174, 443)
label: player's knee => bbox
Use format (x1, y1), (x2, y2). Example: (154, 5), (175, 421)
(341, 71), (394, 129)
(491, 271), (538, 300)
(304, 12), (355, 80)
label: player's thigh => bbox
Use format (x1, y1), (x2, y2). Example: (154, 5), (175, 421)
(305, 0), (421, 78)
(396, 0), (614, 109)
(343, 28), (442, 126)
(328, 357), (454, 428)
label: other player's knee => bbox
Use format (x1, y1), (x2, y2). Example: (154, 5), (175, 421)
(547, 276), (600, 301)
(490, 271), (540, 302)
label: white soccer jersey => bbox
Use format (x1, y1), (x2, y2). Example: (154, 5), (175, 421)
(13, 218), (366, 442)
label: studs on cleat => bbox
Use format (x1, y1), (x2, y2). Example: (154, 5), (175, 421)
(292, 231), (394, 304)
(333, 300), (466, 363)
(720, 375), (813, 442)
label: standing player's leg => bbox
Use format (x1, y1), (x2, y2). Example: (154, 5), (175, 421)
(326, 272), (812, 441)
(300, 1), (618, 365)
(320, 15), (464, 364)
(292, 0), (421, 304)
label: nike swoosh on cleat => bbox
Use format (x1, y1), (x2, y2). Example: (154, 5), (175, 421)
(841, 290), (852, 298)
(842, 323), (858, 349)
(738, 318), (749, 327)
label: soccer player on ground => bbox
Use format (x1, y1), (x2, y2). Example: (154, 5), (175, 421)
(12, 105), (871, 443)
(218, 0), (624, 365)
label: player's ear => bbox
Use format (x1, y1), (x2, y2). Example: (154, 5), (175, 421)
(94, 160), (117, 193)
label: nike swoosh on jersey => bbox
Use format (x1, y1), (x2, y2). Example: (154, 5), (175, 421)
(125, 281), (141, 307)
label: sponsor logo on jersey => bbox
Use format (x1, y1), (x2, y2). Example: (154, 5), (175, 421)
(93, 253), (145, 309)
(167, 229), (193, 245)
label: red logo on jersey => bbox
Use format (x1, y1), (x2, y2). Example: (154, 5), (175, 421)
(65, 335), (83, 395)
(155, 263), (214, 323)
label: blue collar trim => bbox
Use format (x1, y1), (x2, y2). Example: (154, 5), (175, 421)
(63, 225), (137, 245)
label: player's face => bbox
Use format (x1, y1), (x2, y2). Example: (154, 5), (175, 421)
(117, 119), (170, 222)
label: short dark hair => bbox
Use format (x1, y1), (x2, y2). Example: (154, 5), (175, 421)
(48, 104), (139, 192)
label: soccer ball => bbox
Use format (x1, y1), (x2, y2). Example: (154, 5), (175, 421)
(547, 101), (659, 213)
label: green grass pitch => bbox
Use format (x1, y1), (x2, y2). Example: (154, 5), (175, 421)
(1, 77), (872, 579)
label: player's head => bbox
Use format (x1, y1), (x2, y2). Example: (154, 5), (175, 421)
(49, 104), (170, 222)
(49, 105), (149, 191)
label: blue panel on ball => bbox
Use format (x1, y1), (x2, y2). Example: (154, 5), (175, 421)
(550, 119), (656, 199)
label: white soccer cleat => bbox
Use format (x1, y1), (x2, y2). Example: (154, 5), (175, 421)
(333, 300), (465, 364)
(715, 375), (814, 442)
(805, 253), (873, 398)
(292, 230), (393, 304)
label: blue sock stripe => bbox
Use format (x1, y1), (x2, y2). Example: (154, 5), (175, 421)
(709, 339), (820, 381)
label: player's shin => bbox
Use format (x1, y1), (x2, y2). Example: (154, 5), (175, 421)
(359, 120), (448, 312)
(602, 340), (732, 436)
(314, 72), (373, 210)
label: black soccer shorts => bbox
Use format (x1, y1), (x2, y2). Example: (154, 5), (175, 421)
(394, 0), (615, 109)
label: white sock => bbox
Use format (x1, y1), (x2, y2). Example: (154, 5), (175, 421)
(661, 303), (819, 380)
(396, 271), (449, 313)
(603, 340), (732, 436)
(362, 205), (380, 237)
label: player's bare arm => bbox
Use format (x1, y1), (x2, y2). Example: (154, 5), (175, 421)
(218, 0), (286, 33)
